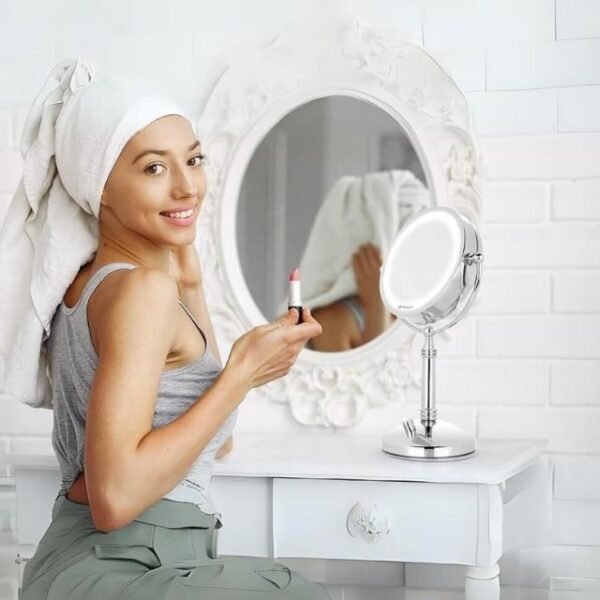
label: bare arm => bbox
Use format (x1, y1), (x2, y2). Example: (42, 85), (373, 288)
(85, 269), (247, 532)
(360, 300), (394, 345)
(214, 434), (233, 459)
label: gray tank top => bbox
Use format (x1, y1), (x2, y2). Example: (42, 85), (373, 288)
(48, 262), (237, 526)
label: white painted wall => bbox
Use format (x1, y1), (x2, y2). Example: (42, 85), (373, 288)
(1, 0), (599, 595)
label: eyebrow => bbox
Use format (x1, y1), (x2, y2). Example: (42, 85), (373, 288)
(132, 139), (201, 164)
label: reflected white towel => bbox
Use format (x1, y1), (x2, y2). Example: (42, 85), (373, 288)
(0, 58), (190, 409)
(279, 170), (430, 315)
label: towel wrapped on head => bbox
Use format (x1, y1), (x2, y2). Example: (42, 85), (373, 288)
(0, 58), (192, 409)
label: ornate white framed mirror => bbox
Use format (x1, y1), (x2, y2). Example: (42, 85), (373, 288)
(195, 15), (481, 429)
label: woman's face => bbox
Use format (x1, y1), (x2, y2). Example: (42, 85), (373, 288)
(100, 114), (206, 248)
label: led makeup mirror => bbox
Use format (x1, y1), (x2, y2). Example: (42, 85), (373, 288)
(379, 206), (484, 459)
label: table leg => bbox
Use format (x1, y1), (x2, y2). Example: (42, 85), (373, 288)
(465, 564), (500, 600)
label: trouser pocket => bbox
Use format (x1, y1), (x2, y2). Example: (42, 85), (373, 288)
(93, 544), (161, 569)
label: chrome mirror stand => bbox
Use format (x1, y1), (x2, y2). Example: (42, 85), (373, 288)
(382, 328), (476, 460)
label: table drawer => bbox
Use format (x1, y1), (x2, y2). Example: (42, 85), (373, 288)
(272, 478), (478, 563)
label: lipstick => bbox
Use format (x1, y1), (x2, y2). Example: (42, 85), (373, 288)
(288, 267), (303, 324)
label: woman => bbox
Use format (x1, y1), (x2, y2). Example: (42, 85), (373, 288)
(18, 60), (327, 599)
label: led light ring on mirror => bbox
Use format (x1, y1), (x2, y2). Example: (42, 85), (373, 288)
(380, 207), (483, 336)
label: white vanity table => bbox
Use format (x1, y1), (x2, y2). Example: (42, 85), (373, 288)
(9, 432), (547, 599)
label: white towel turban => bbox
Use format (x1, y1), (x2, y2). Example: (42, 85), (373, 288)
(0, 58), (192, 409)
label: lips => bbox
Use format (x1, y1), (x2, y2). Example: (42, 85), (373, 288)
(159, 204), (196, 216)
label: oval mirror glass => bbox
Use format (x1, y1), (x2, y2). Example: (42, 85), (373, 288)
(236, 95), (432, 352)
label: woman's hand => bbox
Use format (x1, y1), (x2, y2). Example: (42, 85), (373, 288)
(352, 243), (396, 343)
(352, 242), (384, 309)
(168, 243), (203, 291)
(225, 308), (323, 390)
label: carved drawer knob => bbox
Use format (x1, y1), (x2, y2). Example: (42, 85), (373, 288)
(346, 501), (390, 543)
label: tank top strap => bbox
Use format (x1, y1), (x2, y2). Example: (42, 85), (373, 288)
(68, 262), (138, 315)
(65, 261), (210, 349)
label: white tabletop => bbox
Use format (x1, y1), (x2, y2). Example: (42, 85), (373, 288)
(6, 432), (546, 485)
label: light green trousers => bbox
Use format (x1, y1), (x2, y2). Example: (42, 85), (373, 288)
(22, 492), (330, 599)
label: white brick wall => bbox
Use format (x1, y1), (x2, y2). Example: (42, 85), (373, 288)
(1, 0), (600, 595)
(557, 0), (600, 39)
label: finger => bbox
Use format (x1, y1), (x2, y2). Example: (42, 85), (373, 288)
(283, 318), (321, 340)
(259, 308), (298, 334)
(275, 308), (299, 325)
(366, 245), (382, 269)
(366, 243), (379, 261)
(355, 251), (367, 272)
(367, 249), (381, 270)
(301, 308), (322, 331)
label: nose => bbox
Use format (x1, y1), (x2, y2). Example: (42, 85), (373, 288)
(172, 164), (199, 199)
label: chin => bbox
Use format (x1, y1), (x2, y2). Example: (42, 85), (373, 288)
(171, 233), (196, 246)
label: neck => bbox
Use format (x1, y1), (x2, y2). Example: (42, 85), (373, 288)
(94, 205), (173, 272)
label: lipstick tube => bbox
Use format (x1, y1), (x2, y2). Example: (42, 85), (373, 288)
(288, 267), (303, 324)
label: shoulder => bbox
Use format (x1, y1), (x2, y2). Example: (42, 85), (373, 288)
(313, 300), (360, 324)
(94, 267), (178, 314)
(311, 300), (362, 350)
(111, 266), (177, 297)
(89, 267), (179, 353)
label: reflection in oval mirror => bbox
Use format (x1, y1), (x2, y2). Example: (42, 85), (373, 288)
(236, 95), (432, 352)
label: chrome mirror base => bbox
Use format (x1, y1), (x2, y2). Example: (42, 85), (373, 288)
(381, 419), (476, 460)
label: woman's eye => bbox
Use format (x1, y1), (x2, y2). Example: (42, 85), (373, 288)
(189, 153), (207, 167)
(145, 163), (164, 175)
(144, 154), (207, 175)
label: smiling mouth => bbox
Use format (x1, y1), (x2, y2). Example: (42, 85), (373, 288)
(159, 207), (196, 219)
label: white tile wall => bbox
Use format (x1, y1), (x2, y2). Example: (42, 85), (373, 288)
(436, 358), (548, 405)
(552, 180), (600, 220)
(486, 39), (600, 90)
(472, 270), (549, 314)
(1, 0), (600, 596)
(550, 360), (600, 405)
(483, 182), (549, 223)
(467, 89), (557, 137)
(480, 133), (600, 180)
(557, 0), (600, 40)
(553, 456), (600, 500)
(428, 47), (486, 92)
(422, 0), (556, 47)
(478, 407), (600, 453)
(551, 500), (600, 545)
(0, 113), (11, 151)
(558, 86), (600, 132)
(477, 316), (600, 358)
(481, 223), (600, 268)
(552, 271), (600, 312)
(0, 152), (22, 193)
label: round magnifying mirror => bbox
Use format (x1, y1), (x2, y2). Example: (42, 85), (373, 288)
(379, 206), (484, 460)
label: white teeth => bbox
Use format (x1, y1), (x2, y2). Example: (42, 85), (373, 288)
(162, 208), (194, 219)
